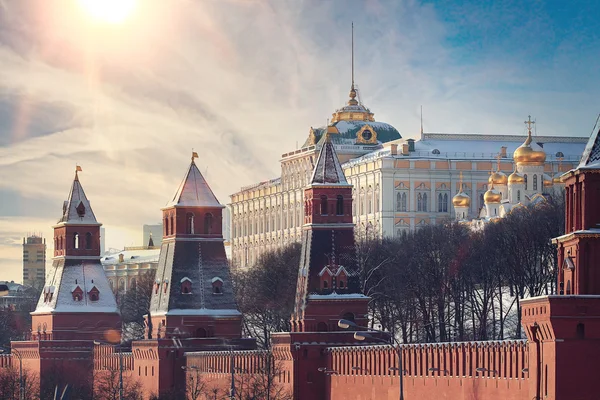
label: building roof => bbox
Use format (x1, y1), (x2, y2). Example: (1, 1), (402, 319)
(579, 115), (600, 169)
(32, 259), (119, 315)
(101, 248), (161, 266)
(305, 120), (401, 148)
(310, 136), (350, 185)
(166, 160), (222, 208)
(57, 171), (98, 225)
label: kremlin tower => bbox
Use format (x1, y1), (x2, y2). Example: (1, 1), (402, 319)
(146, 153), (241, 339)
(31, 168), (120, 341)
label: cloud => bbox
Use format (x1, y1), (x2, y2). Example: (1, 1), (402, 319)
(0, 0), (599, 282)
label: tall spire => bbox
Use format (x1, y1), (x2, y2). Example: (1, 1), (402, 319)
(579, 113), (600, 168)
(348, 23), (358, 106)
(58, 166), (98, 225)
(166, 154), (221, 208)
(310, 135), (349, 185)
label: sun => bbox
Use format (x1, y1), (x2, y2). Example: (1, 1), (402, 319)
(79, 0), (138, 24)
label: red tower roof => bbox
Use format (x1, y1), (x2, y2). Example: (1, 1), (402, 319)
(166, 159), (222, 208)
(57, 171), (98, 225)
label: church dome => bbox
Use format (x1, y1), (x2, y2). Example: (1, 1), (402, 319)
(488, 171), (508, 186)
(543, 174), (553, 188)
(508, 171), (525, 184)
(452, 192), (470, 208)
(484, 188), (502, 204)
(513, 133), (546, 165)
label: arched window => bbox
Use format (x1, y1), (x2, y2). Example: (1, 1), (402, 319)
(85, 232), (92, 250)
(402, 192), (407, 211)
(320, 195), (328, 215)
(423, 193), (428, 212)
(336, 195), (344, 215)
(73, 233), (79, 249)
(517, 190), (521, 201)
(524, 174), (528, 190)
(438, 193), (443, 212)
(443, 193), (448, 212)
(339, 280), (344, 288)
(170, 216), (174, 235)
(396, 193), (402, 212)
(164, 217), (169, 236)
(204, 213), (213, 234)
(186, 213), (194, 234)
(342, 312), (355, 323)
(566, 280), (571, 295)
(417, 193), (423, 212)
(533, 175), (538, 190)
(195, 328), (207, 338)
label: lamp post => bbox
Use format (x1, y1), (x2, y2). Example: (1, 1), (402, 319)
(338, 319), (405, 400)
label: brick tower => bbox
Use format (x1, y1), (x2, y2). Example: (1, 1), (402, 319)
(30, 168), (120, 341)
(146, 153), (242, 340)
(291, 134), (369, 333)
(522, 119), (600, 400)
(272, 135), (371, 400)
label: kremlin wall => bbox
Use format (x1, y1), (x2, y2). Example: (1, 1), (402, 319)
(2, 102), (600, 399)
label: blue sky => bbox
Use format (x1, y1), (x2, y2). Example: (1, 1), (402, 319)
(0, 0), (599, 282)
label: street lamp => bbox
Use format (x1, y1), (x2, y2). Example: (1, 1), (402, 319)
(339, 320), (405, 400)
(0, 347), (24, 400)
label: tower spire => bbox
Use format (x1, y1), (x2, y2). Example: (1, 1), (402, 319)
(348, 23), (358, 106)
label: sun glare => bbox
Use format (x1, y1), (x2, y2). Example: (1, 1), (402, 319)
(79, 0), (138, 24)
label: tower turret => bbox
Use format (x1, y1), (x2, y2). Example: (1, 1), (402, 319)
(31, 167), (120, 341)
(292, 135), (368, 333)
(147, 153), (241, 340)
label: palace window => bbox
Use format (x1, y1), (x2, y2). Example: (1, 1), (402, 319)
(336, 195), (344, 215)
(417, 193), (428, 212)
(438, 193), (449, 213)
(396, 192), (407, 212)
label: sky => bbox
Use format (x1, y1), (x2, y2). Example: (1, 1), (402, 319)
(1, 0), (599, 283)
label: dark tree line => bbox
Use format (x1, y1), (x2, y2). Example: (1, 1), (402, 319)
(235, 195), (564, 345)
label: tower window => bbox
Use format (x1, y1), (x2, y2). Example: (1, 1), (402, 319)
(577, 323), (585, 339)
(73, 232), (79, 249)
(533, 175), (538, 191)
(320, 195), (328, 215)
(336, 195), (344, 215)
(181, 277), (192, 294)
(186, 213), (195, 234)
(517, 190), (521, 201)
(204, 213), (213, 234)
(524, 174), (528, 190)
(211, 277), (223, 294)
(88, 287), (100, 302)
(164, 217), (169, 236)
(85, 232), (92, 250)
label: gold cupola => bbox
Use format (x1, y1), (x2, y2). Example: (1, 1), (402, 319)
(543, 173), (553, 188)
(513, 116), (546, 165)
(484, 186), (502, 204)
(553, 173), (563, 184)
(488, 171), (508, 186)
(453, 172), (470, 207)
(453, 192), (470, 207)
(508, 171), (525, 184)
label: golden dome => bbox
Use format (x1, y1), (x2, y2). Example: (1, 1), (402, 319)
(488, 171), (508, 186)
(484, 188), (502, 204)
(452, 192), (470, 207)
(543, 173), (553, 187)
(508, 171), (525, 184)
(513, 130), (546, 165)
(553, 173), (563, 184)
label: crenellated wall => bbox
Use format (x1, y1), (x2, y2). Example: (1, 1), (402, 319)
(0, 354), (11, 368)
(327, 340), (530, 400)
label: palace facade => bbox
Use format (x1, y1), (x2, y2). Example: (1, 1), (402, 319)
(229, 87), (586, 267)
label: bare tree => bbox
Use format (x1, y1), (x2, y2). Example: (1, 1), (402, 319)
(94, 364), (144, 400)
(0, 366), (39, 400)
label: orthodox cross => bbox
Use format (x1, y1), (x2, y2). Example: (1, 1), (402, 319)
(524, 115), (535, 133)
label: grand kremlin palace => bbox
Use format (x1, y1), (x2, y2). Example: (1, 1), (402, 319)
(229, 87), (587, 267)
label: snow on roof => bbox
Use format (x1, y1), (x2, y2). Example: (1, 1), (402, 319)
(33, 261), (119, 315)
(166, 160), (223, 208)
(180, 277), (192, 283)
(154, 308), (241, 317)
(57, 172), (98, 225)
(579, 117), (600, 168)
(101, 248), (160, 265)
(308, 293), (369, 300)
(211, 277), (223, 283)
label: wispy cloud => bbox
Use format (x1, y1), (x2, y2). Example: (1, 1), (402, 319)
(0, 0), (599, 281)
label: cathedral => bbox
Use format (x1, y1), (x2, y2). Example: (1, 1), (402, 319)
(454, 116), (562, 227)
